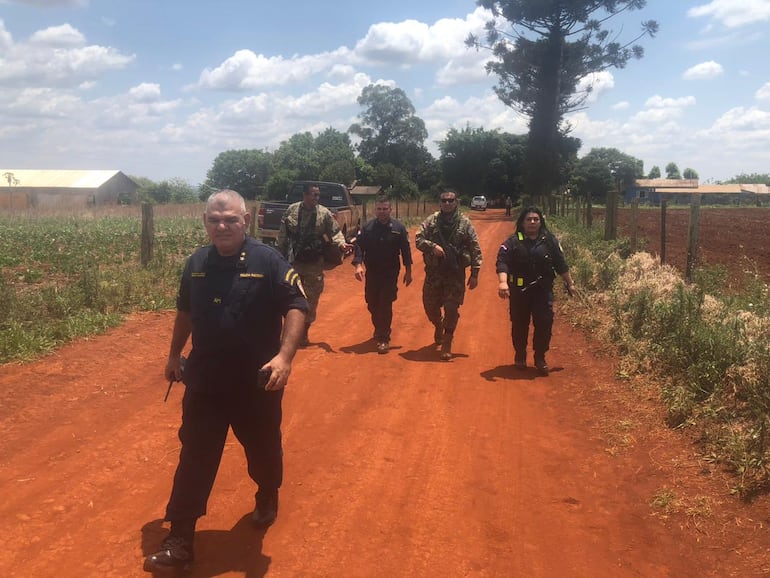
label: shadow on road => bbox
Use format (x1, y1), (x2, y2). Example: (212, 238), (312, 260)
(141, 515), (270, 578)
(399, 344), (468, 363)
(481, 364), (562, 382)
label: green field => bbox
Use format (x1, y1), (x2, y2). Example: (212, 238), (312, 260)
(0, 208), (207, 363)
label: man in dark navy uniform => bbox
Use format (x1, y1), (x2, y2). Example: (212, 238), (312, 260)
(352, 195), (412, 353)
(145, 189), (308, 571)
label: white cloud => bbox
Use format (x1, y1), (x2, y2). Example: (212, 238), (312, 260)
(0, 22), (133, 87)
(756, 82), (770, 101)
(0, 20), (14, 52)
(612, 101), (630, 111)
(198, 48), (351, 90)
(683, 60), (724, 80)
(644, 95), (697, 109)
(129, 83), (161, 103)
(29, 23), (85, 47)
(575, 71), (615, 104)
(688, 0), (770, 28)
(709, 106), (770, 132)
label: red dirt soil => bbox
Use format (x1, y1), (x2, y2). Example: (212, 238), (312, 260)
(1, 209), (769, 577)
(614, 206), (770, 287)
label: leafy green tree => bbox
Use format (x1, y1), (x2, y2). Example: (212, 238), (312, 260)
(682, 167), (699, 180)
(373, 164), (419, 199)
(468, 0), (657, 198)
(314, 127), (357, 185)
(265, 170), (295, 200)
(726, 173), (770, 184)
(272, 132), (319, 181)
(571, 148), (641, 201)
(647, 165), (661, 179)
(349, 84), (433, 191)
(205, 149), (273, 199)
(665, 162), (681, 179)
(439, 126), (528, 202)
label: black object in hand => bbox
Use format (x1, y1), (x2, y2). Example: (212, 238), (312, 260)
(257, 368), (272, 388)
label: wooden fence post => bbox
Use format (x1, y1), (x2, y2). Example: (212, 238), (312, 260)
(141, 202), (154, 267)
(630, 198), (639, 252)
(660, 199), (667, 265)
(685, 194), (701, 283)
(249, 204), (257, 238)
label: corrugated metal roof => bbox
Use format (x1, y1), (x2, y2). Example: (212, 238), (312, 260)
(0, 169), (123, 189)
(652, 184), (769, 194)
(635, 178), (699, 188)
(655, 184), (742, 194)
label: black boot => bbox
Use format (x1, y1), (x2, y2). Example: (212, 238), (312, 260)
(440, 332), (453, 361)
(144, 519), (195, 571)
(534, 354), (549, 376)
(252, 488), (279, 527)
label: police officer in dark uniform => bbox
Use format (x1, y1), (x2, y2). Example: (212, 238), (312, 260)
(145, 189), (308, 571)
(496, 206), (576, 375)
(353, 195), (413, 353)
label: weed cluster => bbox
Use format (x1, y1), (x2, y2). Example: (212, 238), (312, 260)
(553, 215), (770, 497)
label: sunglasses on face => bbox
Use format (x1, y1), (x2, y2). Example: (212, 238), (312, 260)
(440, 198), (456, 204)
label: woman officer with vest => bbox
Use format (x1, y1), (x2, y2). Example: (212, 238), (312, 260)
(495, 206), (576, 375)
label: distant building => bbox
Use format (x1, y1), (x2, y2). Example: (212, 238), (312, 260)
(0, 169), (139, 209)
(625, 179), (770, 205)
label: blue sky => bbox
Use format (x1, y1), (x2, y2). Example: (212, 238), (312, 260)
(1, 0), (769, 186)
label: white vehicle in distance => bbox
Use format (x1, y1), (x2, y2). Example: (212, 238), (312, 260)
(470, 195), (488, 211)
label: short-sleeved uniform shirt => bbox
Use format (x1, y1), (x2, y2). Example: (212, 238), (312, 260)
(178, 237), (308, 392)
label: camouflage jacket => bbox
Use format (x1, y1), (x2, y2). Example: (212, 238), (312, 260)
(415, 210), (482, 274)
(277, 202), (345, 262)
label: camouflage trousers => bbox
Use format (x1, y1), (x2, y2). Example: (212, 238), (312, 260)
(422, 267), (466, 333)
(292, 258), (325, 325)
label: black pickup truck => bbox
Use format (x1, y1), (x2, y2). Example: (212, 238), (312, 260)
(256, 180), (362, 245)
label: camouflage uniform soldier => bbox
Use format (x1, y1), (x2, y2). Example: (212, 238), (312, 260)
(415, 190), (482, 360)
(277, 183), (351, 345)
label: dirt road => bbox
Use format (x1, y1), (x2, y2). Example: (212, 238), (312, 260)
(1, 210), (768, 577)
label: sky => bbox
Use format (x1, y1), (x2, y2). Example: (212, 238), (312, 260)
(1, 0), (769, 186)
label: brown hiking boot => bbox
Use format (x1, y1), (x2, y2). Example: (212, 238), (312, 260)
(440, 333), (453, 361)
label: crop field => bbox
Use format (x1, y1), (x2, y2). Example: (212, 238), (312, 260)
(0, 207), (207, 362)
(613, 205), (770, 289)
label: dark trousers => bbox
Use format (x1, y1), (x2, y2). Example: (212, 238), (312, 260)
(365, 271), (398, 341)
(509, 289), (554, 361)
(164, 385), (284, 521)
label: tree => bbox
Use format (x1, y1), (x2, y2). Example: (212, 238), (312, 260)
(726, 173), (770, 184)
(665, 162), (681, 179)
(269, 128), (357, 192)
(314, 127), (357, 185)
(373, 164), (419, 199)
(682, 167), (699, 180)
(438, 126), (528, 202)
(571, 147), (641, 202)
(468, 1), (657, 198)
(349, 84), (433, 194)
(647, 165), (661, 179)
(205, 149), (274, 199)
